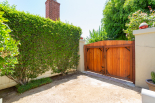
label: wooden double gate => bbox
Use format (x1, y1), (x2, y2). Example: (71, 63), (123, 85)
(84, 41), (135, 83)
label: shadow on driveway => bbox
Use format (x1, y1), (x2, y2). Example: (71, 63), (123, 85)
(2, 72), (141, 103)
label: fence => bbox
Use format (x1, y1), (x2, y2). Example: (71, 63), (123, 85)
(84, 40), (135, 83)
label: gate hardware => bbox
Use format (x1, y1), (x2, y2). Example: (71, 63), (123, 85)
(106, 69), (110, 76)
(99, 48), (102, 51)
(100, 70), (105, 74)
(125, 47), (130, 51)
(125, 75), (130, 79)
(101, 66), (105, 68)
(87, 66), (91, 71)
(87, 48), (90, 52)
(106, 48), (109, 52)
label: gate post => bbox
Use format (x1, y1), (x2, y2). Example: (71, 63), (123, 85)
(133, 27), (155, 88)
(77, 39), (85, 72)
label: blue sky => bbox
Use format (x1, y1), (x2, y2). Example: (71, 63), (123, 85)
(0, 0), (107, 38)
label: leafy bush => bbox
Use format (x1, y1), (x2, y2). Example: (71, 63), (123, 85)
(0, 11), (19, 78)
(85, 26), (107, 44)
(0, 1), (81, 85)
(102, 0), (155, 40)
(151, 71), (155, 84)
(124, 10), (155, 40)
(16, 77), (52, 93)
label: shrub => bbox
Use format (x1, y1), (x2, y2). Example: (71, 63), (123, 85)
(151, 72), (155, 84)
(16, 77), (52, 93)
(124, 10), (155, 40)
(0, 10), (19, 79)
(0, 1), (81, 85)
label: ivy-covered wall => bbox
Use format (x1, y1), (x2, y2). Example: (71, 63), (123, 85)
(0, 2), (82, 84)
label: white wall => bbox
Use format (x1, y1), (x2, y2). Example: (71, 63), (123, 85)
(77, 39), (85, 72)
(0, 71), (60, 90)
(133, 27), (155, 88)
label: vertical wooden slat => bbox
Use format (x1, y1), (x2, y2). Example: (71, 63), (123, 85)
(104, 47), (107, 75)
(112, 48), (116, 76)
(108, 48), (113, 75)
(93, 48), (96, 72)
(90, 48), (94, 71)
(116, 48), (120, 77)
(84, 40), (135, 82)
(86, 47), (89, 71)
(120, 47), (123, 78)
(130, 46), (133, 81)
(100, 48), (103, 73)
(96, 48), (99, 72)
(127, 47), (130, 79)
(98, 48), (102, 72)
(123, 47), (127, 78)
(102, 47), (105, 74)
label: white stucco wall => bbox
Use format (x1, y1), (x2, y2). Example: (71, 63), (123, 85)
(0, 71), (60, 90)
(77, 39), (85, 72)
(133, 27), (155, 88)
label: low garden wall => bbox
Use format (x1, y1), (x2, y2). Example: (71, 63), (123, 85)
(134, 27), (155, 88)
(0, 71), (59, 90)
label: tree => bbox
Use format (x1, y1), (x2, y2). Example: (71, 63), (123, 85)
(0, 11), (20, 82)
(102, 0), (155, 40)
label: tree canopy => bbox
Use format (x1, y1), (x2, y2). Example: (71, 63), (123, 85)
(0, 11), (19, 77)
(101, 0), (155, 40)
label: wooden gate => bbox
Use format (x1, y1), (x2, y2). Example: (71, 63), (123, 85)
(84, 41), (135, 83)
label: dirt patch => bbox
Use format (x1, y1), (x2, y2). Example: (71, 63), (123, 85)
(3, 72), (141, 103)
(0, 87), (16, 99)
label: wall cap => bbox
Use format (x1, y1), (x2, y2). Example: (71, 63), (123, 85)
(141, 88), (155, 98)
(133, 27), (155, 36)
(79, 39), (86, 43)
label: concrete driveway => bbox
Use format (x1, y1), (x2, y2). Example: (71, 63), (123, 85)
(4, 73), (141, 103)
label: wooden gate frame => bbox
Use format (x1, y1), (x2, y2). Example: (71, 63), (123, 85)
(84, 46), (104, 74)
(84, 44), (134, 83)
(104, 44), (133, 82)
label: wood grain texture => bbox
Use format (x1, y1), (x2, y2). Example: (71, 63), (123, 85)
(85, 40), (135, 83)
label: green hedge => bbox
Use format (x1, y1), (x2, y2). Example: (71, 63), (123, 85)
(16, 78), (52, 93)
(0, 1), (82, 85)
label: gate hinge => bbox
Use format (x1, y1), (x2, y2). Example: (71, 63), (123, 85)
(125, 47), (130, 51)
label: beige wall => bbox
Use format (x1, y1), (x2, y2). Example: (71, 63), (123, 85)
(0, 71), (60, 90)
(77, 39), (85, 72)
(133, 27), (155, 88)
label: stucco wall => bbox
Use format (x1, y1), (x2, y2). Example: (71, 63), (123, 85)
(133, 27), (155, 88)
(0, 71), (60, 90)
(77, 39), (85, 72)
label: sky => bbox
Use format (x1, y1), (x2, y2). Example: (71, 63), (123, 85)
(0, 0), (107, 38)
